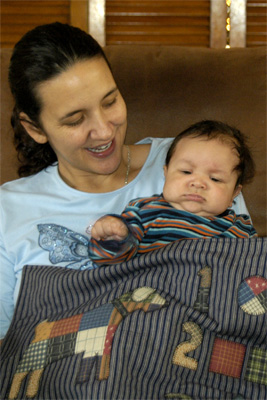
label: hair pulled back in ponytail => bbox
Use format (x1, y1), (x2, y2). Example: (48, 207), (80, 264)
(8, 22), (110, 177)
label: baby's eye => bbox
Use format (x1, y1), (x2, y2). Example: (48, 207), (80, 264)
(211, 177), (221, 182)
(182, 170), (192, 174)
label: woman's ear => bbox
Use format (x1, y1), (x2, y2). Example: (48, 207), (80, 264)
(19, 112), (48, 144)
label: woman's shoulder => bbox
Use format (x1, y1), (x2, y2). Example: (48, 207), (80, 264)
(129, 137), (174, 170)
(0, 165), (57, 193)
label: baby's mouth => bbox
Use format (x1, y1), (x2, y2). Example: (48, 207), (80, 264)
(88, 141), (112, 153)
(185, 194), (205, 202)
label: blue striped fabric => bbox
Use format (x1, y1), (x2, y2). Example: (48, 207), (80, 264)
(0, 238), (266, 400)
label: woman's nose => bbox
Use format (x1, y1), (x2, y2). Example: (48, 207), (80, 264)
(89, 111), (112, 140)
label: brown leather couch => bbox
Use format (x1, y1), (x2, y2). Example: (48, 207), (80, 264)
(1, 46), (266, 236)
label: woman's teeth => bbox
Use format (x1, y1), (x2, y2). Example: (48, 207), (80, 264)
(88, 142), (112, 153)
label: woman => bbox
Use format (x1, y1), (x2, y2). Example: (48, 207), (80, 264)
(0, 22), (248, 339)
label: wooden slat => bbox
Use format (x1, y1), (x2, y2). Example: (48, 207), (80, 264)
(107, 16), (209, 24)
(70, 0), (88, 32)
(106, 0), (210, 47)
(247, 0), (267, 47)
(0, 0), (70, 48)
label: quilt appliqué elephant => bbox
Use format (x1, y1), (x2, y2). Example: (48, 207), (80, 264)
(9, 287), (168, 399)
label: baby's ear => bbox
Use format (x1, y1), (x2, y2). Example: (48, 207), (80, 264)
(230, 184), (242, 206)
(234, 184), (242, 198)
(163, 165), (168, 178)
(19, 112), (48, 144)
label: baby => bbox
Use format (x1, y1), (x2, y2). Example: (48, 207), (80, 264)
(89, 120), (257, 265)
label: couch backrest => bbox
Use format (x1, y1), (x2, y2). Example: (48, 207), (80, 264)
(1, 46), (266, 235)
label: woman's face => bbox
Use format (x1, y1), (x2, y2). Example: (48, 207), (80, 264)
(32, 57), (127, 187)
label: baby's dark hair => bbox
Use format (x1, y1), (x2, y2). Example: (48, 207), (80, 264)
(165, 120), (255, 186)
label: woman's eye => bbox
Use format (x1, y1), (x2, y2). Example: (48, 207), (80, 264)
(66, 117), (84, 127)
(104, 98), (117, 108)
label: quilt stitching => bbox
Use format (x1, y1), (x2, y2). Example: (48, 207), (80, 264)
(209, 338), (246, 379)
(238, 276), (267, 315)
(8, 287), (167, 399)
(245, 347), (267, 386)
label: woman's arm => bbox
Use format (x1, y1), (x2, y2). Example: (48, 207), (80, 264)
(0, 232), (16, 340)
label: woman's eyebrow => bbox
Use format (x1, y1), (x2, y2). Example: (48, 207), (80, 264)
(59, 87), (119, 122)
(103, 87), (118, 99)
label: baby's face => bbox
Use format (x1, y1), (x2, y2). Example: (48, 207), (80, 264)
(163, 137), (242, 217)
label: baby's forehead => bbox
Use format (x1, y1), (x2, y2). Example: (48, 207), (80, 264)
(172, 136), (240, 164)
(175, 134), (239, 153)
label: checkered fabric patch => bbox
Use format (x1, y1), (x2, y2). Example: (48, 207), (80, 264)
(16, 340), (49, 373)
(238, 276), (267, 315)
(257, 290), (267, 311)
(240, 297), (266, 315)
(46, 332), (77, 364)
(209, 338), (246, 378)
(245, 347), (267, 386)
(79, 303), (114, 331)
(75, 326), (108, 358)
(193, 287), (210, 313)
(50, 314), (83, 338)
(76, 355), (102, 383)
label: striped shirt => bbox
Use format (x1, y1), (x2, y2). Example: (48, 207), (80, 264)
(89, 195), (257, 264)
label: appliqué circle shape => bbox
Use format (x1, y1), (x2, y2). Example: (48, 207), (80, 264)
(238, 275), (267, 315)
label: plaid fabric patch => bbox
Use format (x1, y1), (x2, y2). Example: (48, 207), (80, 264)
(16, 340), (49, 373)
(245, 347), (267, 385)
(238, 276), (267, 315)
(50, 314), (83, 338)
(76, 355), (102, 383)
(257, 290), (267, 311)
(193, 287), (210, 313)
(209, 338), (246, 378)
(46, 332), (77, 364)
(75, 326), (108, 358)
(79, 303), (114, 331)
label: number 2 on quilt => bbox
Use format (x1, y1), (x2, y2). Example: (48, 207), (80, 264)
(172, 322), (203, 370)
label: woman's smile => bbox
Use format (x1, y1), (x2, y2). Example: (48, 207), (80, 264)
(87, 141), (113, 153)
(35, 57), (127, 189)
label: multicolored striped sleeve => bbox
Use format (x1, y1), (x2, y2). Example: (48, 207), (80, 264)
(88, 202), (145, 265)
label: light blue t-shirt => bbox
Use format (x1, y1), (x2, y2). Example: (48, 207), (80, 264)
(0, 137), (249, 338)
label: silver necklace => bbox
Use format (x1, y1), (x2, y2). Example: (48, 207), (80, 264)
(124, 145), (131, 185)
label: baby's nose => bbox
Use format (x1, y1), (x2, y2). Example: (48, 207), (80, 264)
(190, 180), (206, 189)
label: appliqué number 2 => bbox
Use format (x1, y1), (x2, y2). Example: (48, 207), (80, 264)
(172, 322), (203, 370)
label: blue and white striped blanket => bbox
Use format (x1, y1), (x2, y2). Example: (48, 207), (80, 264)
(0, 238), (266, 400)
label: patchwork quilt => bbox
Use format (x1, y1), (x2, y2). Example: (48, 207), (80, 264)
(0, 238), (266, 400)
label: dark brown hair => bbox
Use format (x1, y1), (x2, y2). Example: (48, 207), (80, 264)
(165, 120), (255, 186)
(9, 22), (112, 177)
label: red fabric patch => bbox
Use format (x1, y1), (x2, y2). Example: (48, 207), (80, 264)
(50, 314), (83, 338)
(209, 338), (246, 378)
(246, 276), (267, 295)
(103, 325), (118, 355)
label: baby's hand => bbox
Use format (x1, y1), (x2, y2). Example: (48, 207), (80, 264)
(90, 216), (129, 241)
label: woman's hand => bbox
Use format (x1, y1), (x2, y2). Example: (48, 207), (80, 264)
(91, 216), (129, 241)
